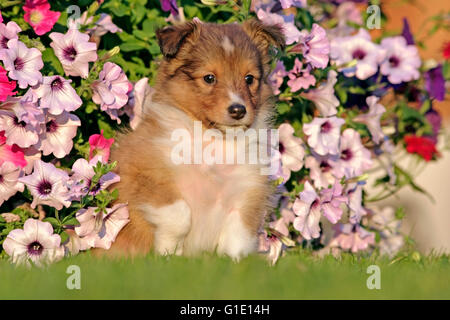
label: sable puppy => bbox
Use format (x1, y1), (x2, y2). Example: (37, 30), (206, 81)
(107, 20), (284, 259)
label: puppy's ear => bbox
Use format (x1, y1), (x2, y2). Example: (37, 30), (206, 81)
(242, 19), (285, 59)
(156, 21), (200, 58)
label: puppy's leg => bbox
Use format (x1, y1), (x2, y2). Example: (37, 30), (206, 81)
(140, 199), (191, 255)
(216, 209), (259, 261)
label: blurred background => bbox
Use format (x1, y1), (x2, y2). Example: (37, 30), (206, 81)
(371, 0), (449, 253)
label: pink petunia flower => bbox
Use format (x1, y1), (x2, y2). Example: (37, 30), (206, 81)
(75, 203), (130, 250)
(330, 223), (375, 253)
(331, 128), (372, 179)
(0, 19), (21, 49)
(302, 70), (340, 117)
(292, 181), (322, 240)
(278, 123), (305, 177)
(3, 95), (45, 132)
(39, 111), (81, 158)
(353, 96), (386, 144)
(380, 36), (421, 84)
(319, 181), (348, 224)
(3, 218), (65, 266)
(49, 29), (97, 78)
(70, 157), (120, 198)
(88, 130), (114, 162)
(123, 77), (152, 130)
(0, 65), (16, 101)
(24, 2), (61, 36)
(300, 24), (330, 69)
(34, 75), (82, 115)
(258, 231), (283, 265)
(0, 131), (26, 168)
(346, 182), (367, 224)
(0, 161), (24, 205)
(22, 146), (41, 175)
(269, 61), (287, 95)
(330, 29), (385, 80)
(303, 116), (345, 156)
(305, 153), (336, 189)
(0, 39), (43, 89)
(287, 58), (316, 92)
(18, 160), (70, 210)
(92, 62), (129, 121)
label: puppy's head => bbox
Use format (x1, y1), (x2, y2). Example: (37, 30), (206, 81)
(154, 20), (284, 130)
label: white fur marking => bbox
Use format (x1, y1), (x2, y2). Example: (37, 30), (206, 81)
(221, 36), (234, 54)
(216, 209), (257, 261)
(228, 91), (245, 105)
(140, 200), (191, 255)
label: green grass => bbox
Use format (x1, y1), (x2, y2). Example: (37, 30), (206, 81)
(0, 250), (449, 299)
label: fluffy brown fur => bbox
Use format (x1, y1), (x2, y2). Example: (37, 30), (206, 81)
(104, 19), (284, 258)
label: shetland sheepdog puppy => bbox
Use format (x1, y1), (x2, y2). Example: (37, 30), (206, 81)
(107, 19), (285, 260)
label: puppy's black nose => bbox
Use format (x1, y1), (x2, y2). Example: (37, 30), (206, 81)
(228, 104), (246, 120)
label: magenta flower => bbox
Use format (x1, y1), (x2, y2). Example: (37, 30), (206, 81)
(0, 39), (43, 89)
(302, 70), (340, 117)
(287, 58), (316, 92)
(330, 223), (375, 253)
(24, 2), (60, 36)
(380, 36), (421, 84)
(39, 112), (81, 158)
(278, 123), (305, 176)
(3, 218), (64, 266)
(0, 131), (26, 168)
(19, 160), (70, 210)
(353, 96), (386, 144)
(300, 24), (330, 69)
(34, 75), (82, 115)
(303, 116), (345, 156)
(89, 130), (114, 162)
(70, 157), (120, 197)
(0, 65), (16, 101)
(160, 0), (179, 16)
(305, 153), (336, 189)
(330, 29), (385, 80)
(124, 77), (152, 130)
(50, 29), (97, 78)
(292, 181), (322, 240)
(0, 19), (21, 49)
(331, 128), (372, 179)
(0, 161), (24, 205)
(92, 62), (129, 121)
(75, 204), (130, 250)
(268, 61), (287, 95)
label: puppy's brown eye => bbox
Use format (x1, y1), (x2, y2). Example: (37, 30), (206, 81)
(204, 74), (215, 84)
(245, 74), (254, 85)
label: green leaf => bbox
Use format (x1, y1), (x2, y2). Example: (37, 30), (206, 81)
(62, 217), (80, 227)
(43, 217), (60, 228)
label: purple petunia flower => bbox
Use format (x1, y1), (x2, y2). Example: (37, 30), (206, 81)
(0, 39), (43, 89)
(160, 0), (179, 16)
(424, 64), (445, 101)
(280, 0), (306, 9)
(257, 9), (300, 45)
(268, 61), (287, 95)
(287, 58), (316, 91)
(50, 29), (97, 78)
(297, 24), (330, 69)
(346, 182), (367, 224)
(401, 17), (414, 45)
(330, 223), (375, 253)
(34, 75), (82, 115)
(278, 123), (305, 176)
(305, 153), (336, 189)
(19, 160), (71, 210)
(292, 181), (322, 240)
(425, 109), (442, 144)
(380, 36), (421, 84)
(303, 116), (345, 156)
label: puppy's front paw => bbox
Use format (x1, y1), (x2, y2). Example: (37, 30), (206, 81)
(217, 209), (258, 261)
(140, 200), (191, 255)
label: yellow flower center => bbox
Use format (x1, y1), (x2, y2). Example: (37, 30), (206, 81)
(30, 10), (43, 24)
